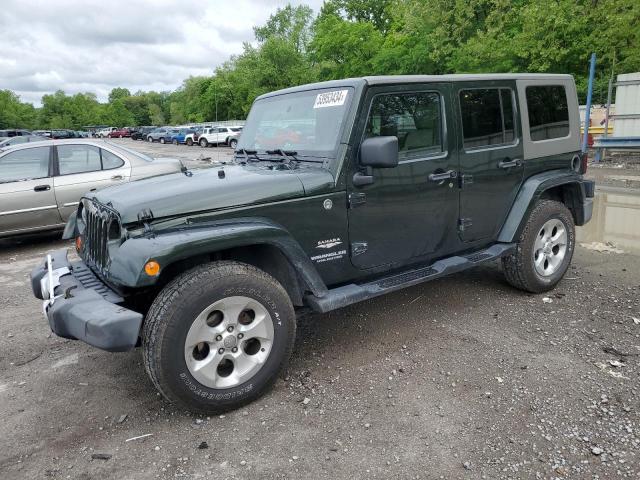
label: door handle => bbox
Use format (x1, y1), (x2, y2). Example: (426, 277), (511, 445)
(33, 184), (50, 192)
(498, 158), (522, 169)
(428, 170), (457, 182)
(111, 175), (124, 181)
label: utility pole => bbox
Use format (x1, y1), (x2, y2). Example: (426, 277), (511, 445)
(582, 53), (596, 154)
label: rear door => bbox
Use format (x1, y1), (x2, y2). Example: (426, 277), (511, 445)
(0, 146), (61, 235)
(455, 82), (524, 242)
(53, 144), (130, 220)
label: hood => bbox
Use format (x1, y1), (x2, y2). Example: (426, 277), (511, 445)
(88, 164), (334, 224)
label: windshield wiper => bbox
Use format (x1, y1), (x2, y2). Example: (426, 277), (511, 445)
(266, 149), (299, 165)
(265, 149), (324, 164)
(234, 148), (262, 163)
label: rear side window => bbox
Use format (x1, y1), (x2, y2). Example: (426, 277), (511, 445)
(526, 85), (569, 141)
(0, 147), (50, 182)
(101, 149), (124, 169)
(459, 88), (516, 149)
(366, 91), (443, 159)
(58, 145), (101, 175)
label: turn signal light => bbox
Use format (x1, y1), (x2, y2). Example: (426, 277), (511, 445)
(144, 260), (161, 276)
(75, 236), (83, 252)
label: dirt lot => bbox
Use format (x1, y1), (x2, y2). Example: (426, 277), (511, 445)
(1, 143), (639, 479)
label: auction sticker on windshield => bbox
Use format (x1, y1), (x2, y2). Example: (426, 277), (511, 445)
(314, 90), (348, 109)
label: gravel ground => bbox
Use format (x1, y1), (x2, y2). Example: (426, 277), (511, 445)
(0, 140), (639, 479)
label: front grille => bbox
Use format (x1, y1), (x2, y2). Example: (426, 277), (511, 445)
(82, 200), (119, 274)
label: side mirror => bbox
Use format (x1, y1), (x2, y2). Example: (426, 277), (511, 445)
(360, 136), (399, 168)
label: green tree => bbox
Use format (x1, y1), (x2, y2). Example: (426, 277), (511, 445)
(254, 4), (314, 53)
(0, 90), (37, 128)
(108, 87), (132, 104)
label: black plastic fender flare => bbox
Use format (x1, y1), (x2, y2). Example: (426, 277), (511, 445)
(108, 217), (328, 297)
(498, 170), (592, 243)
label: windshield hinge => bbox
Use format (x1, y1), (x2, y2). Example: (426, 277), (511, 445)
(349, 192), (366, 208)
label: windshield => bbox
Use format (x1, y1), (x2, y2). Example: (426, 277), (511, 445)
(237, 87), (354, 158)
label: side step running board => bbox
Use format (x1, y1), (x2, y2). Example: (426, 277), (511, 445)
(305, 243), (515, 313)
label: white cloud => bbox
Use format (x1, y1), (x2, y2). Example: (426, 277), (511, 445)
(0, 0), (324, 105)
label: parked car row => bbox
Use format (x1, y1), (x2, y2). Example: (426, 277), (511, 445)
(142, 125), (243, 148)
(0, 129), (89, 140)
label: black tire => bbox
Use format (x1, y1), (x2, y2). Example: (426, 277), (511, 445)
(172, 139), (178, 145)
(160, 137), (166, 144)
(186, 138), (193, 146)
(199, 138), (208, 148)
(143, 261), (296, 413)
(501, 200), (575, 293)
(229, 138), (238, 149)
(147, 136), (153, 142)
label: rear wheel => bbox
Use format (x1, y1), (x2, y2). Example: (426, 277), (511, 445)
(143, 261), (296, 413)
(502, 200), (575, 293)
(147, 136), (153, 142)
(172, 139), (179, 145)
(199, 138), (208, 148)
(229, 138), (238, 149)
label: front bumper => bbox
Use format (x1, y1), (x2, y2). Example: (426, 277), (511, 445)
(31, 249), (143, 352)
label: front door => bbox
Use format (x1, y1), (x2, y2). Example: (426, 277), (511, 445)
(0, 146), (61, 235)
(348, 83), (459, 270)
(455, 82), (524, 242)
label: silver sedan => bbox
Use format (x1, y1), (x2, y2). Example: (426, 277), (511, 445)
(0, 139), (183, 237)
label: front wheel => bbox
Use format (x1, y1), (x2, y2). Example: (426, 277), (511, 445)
(172, 139), (179, 145)
(147, 136), (153, 142)
(186, 138), (193, 146)
(502, 200), (575, 293)
(143, 261), (296, 413)
(199, 138), (208, 148)
(160, 137), (166, 144)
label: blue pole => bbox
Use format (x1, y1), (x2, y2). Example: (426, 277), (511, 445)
(582, 52), (596, 154)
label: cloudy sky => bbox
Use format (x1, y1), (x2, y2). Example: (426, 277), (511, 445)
(0, 0), (324, 106)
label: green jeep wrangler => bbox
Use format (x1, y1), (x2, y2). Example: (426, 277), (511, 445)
(31, 74), (594, 413)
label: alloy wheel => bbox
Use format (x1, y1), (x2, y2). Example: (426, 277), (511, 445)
(183, 296), (274, 389)
(533, 218), (567, 277)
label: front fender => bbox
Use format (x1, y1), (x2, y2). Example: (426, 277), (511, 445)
(498, 170), (593, 243)
(108, 217), (328, 296)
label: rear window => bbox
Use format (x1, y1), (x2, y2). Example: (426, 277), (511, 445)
(526, 85), (569, 141)
(101, 149), (125, 169)
(459, 88), (516, 149)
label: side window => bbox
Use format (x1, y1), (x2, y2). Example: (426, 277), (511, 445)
(0, 147), (50, 182)
(101, 149), (125, 170)
(459, 88), (516, 149)
(366, 91), (443, 159)
(526, 85), (569, 141)
(58, 145), (101, 175)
